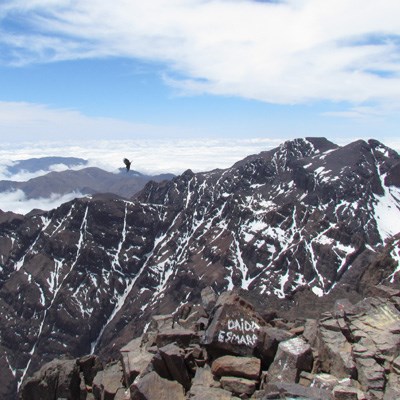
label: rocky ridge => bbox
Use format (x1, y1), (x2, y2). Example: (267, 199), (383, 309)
(21, 286), (400, 399)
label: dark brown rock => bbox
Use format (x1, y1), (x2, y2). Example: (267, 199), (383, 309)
(155, 327), (196, 348)
(317, 318), (356, 378)
(220, 376), (257, 396)
(262, 382), (334, 400)
(130, 371), (185, 400)
(120, 338), (153, 386)
(211, 355), (260, 380)
(266, 336), (313, 384)
(256, 327), (294, 365)
(78, 354), (103, 386)
(203, 292), (267, 357)
(92, 360), (124, 400)
(158, 343), (191, 391)
(20, 359), (81, 400)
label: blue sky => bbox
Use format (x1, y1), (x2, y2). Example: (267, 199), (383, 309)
(0, 0), (400, 151)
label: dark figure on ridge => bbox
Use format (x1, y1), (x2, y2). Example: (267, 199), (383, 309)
(123, 158), (132, 172)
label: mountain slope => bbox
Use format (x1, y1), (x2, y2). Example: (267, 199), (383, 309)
(0, 137), (399, 399)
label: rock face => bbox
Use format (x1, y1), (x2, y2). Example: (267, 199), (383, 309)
(20, 288), (400, 400)
(1, 138), (400, 399)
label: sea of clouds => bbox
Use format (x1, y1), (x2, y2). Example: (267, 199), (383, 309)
(0, 137), (282, 214)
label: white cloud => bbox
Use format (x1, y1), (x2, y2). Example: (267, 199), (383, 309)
(0, 189), (86, 215)
(0, 101), (180, 142)
(1, 0), (400, 107)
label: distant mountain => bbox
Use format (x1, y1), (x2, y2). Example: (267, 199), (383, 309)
(0, 137), (399, 399)
(5, 156), (87, 174)
(0, 166), (175, 201)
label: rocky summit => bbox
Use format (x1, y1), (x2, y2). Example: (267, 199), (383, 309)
(0, 137), (399, 399)
(19, 287), (400, 399)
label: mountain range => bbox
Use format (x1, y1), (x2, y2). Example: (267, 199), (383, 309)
(0, 156), (174, 203)
(0, 137), (399, 399)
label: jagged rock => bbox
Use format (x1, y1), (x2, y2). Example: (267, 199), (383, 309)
(317, 318), (356, 378)
(201, 286), (217, 314)
(92, 360), (124, 400)
(348, 297), (400, 360)
(220, 376), (257, 396)
(266, 336), (313, 384)
(203, 292), (267, 357)
(20, 358), (81, 400)
(149, 315), (174, 333)
(78, 354), (103, 386)
(130, 371), (185, 400)
(302, 318), (319, 348)
(333, 385), (367, 400)
(158, 343), (192, 391)
(261, 382), (334, 399)
(384, 372), (400, 400)
(311, 373), (340, 391)
(211, 355), (261, 380)
(155, 327), (197, 348)
(120, 337), (153, 386)
(189, 387), (235, 400)
(356, 357), (385, 395)
(256, 327), (294, 365)
(177, 305), (207, 330)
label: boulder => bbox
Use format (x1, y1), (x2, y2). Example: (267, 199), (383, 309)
(261, 382), (334, 400)
(266, 336), (313, 384)
(20, 358), (81, 400)
(130, 371), (185, 400)
(211, 355), (261, 380)
(92, 360), (124, 400)
(256, 327), (294, 365)
(220, 376), (257, 396)
(158, 343), (191, 390)
(120, 337), (153, 386)
(333, 385), (366, 400)
(78, 354), (103, 386)
(155, 327), (196, 348)
(317, 318), (356, 378)
(203, 292), (267, 357)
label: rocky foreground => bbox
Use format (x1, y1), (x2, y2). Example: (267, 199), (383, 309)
(20, 285), (400, 400)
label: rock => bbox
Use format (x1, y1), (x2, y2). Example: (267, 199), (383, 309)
(211, 355), (261, 380)
(155, 327), (196, 348)
(311, 373), (340, 391)
(158, 343), (191, 391)
(266, 336), (313, 384)
(130, 371), (185, 400)
(384, 372), (400, 400)
(120, 337), (153, 386)
(333, 385), (365, 400)
(191, 364), (216, 389)
(78, 354), (103, 386)
(92, 360), (124, 400)
(149, 314), (174, 333)
(262, 382), (334, 399)
(201, 286), (218, 314)
(303, 318), (319, 348)
(203, 292), (267, 357)
(20, 358), (81, 400)
(189, 387), (234, 400)
(355, 357), (385, 394)
(256, 327), (294, 365)
(317, 318), (356, 378)
(220, 376), (257, 396)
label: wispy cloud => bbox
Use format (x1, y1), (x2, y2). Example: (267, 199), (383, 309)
(0, 101), (181, 142)
(1, 0), (400, 108)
